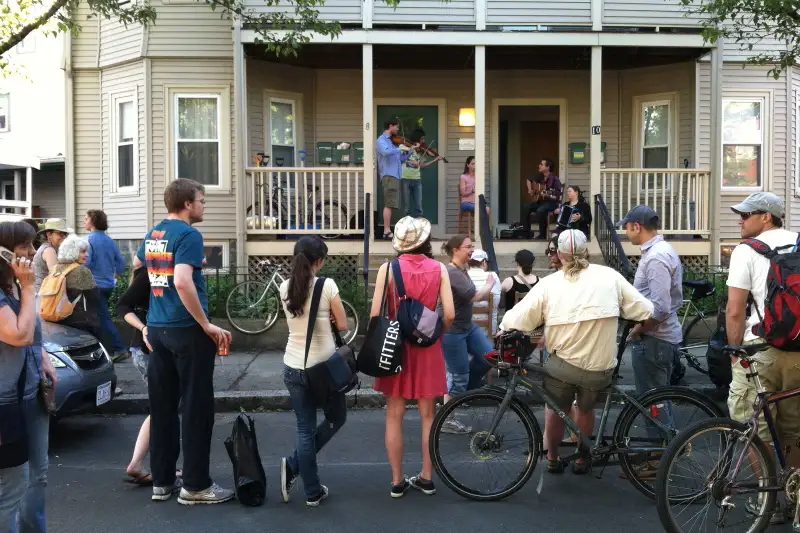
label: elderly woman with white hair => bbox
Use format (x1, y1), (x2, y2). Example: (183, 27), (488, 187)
(498, 229), (654, 475)
(48, 235), (113, 351)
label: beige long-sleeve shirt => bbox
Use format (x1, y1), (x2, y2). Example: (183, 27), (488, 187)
(499, 264), (654, 371)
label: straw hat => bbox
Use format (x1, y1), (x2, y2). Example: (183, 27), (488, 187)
(37, 218), (74, 236)
(392, 216), (432, 253)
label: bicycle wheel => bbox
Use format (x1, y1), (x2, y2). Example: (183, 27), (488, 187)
(655, 417), (776, 533)
(614, 386), (724, 500)
(315, 201), (348, 240)
(225, 281), (281, 335)
(680, 314), (713, 375)
(430, 389), (541, 501)
(340, 298), (360, 345)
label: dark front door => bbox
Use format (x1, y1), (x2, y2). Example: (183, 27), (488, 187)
(520, 120), (560, 210)
(375, 105), (440, 225)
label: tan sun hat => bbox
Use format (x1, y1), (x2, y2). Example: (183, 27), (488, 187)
(392, 216), (432, 253)
(37, 218), (74, 236)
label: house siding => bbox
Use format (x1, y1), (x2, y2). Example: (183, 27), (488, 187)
(150, 59), (236, 240)
(98, 18), (143, 67)
(602, 0), (705, 27)
(145, 0), (233, 58)
(373, 0), (475, 24)
(789, 67), (800, 232)
(243, 0), (361, 23)
(32, 169), (66, 219)
(72, 71), (103, 230)
(70, 3), (99, 69)
(100, 61), (148, 239)
(697, 63), (789, 241)
(486, 0), (591, 25)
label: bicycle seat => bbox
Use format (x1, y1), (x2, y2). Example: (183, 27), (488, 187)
(683, 279), (715, 299)
(724, 343), (770, 357)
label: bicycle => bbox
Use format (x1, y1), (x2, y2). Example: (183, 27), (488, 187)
(429, 321), (725, 502)
(225, 259), (360, 342)
(655, 343), (800, 533)
(672, 279), (718, 381)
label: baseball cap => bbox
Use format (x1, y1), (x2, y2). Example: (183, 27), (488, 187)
(730, 192), (785, 219)
(557, 229), (588, 256)
(471, 249), (489, 262)
(615, 205), (659, 229)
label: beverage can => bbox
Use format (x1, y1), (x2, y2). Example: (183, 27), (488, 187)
(217, 341), (229, 357)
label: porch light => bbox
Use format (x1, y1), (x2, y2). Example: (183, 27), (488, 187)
(459, 108), (476, 127)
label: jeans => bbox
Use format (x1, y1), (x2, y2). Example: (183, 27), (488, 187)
(460, 202), (475, 212)
(0, 397), (49, 533)
(524, 200), (559, 237)
(401, 180), (423, 218)
(442, 324), (495, 396)
(284, 366), (347, 499)
(148, 325), (216, 492)
(631, 335), (679, 438)
(99, 288), (125, 353)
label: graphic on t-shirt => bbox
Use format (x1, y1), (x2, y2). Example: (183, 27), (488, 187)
(144, 230), (173, 297)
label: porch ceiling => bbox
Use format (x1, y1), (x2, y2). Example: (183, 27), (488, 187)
(244, 43), (706, 70)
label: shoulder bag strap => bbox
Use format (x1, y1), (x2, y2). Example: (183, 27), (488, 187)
(303, 278), (326, 370)
(742, 238), (772, 257)
(390, 259), (406, 299)
(379, 262), (391, 317)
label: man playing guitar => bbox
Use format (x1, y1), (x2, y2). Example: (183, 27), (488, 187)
(524, 158), (563, 239)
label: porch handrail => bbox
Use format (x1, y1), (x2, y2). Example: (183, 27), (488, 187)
(594, 193), (634, 282)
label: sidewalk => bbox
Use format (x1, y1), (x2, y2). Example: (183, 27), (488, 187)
(101, 341), (723, 414)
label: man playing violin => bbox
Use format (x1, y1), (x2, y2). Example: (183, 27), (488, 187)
(401, 128), (444, 218)
(376, 119), (418, 240)
(524, 158), (563, 240)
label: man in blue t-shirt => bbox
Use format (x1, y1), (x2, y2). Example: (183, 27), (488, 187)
(134, 178), (233, 505)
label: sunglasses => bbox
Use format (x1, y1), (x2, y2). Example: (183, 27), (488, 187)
(545, 247), (557, 256)
(739, 211), (765, 221)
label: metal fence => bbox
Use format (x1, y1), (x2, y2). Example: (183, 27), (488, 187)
(594, 194), (635, 281)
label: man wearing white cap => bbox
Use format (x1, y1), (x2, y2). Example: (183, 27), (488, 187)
(499, 229), (653, 474)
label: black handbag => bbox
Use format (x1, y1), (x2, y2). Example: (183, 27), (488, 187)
(224, 412), (267, 507)
(0, 353), (29, 469)
(303, 277), (359, 406)
(356, 264), (403, 378)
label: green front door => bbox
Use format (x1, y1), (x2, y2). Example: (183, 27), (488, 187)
(376, 106), (440, 225)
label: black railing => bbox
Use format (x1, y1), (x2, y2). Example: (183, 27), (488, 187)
(594, 194), (634, 282)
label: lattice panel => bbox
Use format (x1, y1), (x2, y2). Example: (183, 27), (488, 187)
(246, 255), (360, 283)
(627, 255), (709, 271)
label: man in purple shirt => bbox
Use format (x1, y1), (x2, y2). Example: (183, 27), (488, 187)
(524, 159), (562, 239)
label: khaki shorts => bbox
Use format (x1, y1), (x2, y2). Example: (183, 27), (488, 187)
(381, 175), (400, 209)
(542, 353), (614, 412)
(728, 344), (800, 443)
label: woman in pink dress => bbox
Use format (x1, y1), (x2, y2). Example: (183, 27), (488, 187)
(372, 216), (455, 499)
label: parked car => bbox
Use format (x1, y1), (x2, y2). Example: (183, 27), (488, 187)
(41, 321), (117, 418)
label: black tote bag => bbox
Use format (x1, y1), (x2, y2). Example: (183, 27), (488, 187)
(0, 354), (29, 469)
(357, 264), (403, 378)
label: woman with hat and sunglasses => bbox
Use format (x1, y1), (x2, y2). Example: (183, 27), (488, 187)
(371, 216), (455, 499)
(32, 219), (74, 296)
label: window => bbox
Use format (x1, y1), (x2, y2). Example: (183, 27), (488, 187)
(634, 93), (678, 190)
(0, 94), (8, 132)
(269, 98), (296, 167)
(0, 181), (14, 214)
(111, 93), (137, 193)
(722, 98), (764, 190)
(202, 242), (229, 274)
(720, 244), (736, 269)
(175, 94), (221, 187)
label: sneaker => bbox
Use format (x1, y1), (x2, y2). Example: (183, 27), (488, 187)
(177, 482), (235, 505)
(409, 475), (436, 495)
(383, 232), (393, 240)
(441, 419), (472, 435)
(280, 457), (297, 503)
(152, 477), (183, 501)
(391, 477), (410, 498)
(306, 485), (329, 507)
(745, 497), (787, 525)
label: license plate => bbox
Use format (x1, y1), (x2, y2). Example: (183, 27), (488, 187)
(96, 381), (112, 406)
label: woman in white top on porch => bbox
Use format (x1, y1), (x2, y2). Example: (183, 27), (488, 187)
(467, 249), (501, 334)
(499, 229), (654, 475)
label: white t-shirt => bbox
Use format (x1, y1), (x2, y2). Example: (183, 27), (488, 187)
(280, 277), (340, 369)
(468, 268), (501, 333)
(726, 228), (799, 342)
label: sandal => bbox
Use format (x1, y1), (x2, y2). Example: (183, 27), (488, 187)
(547, 458), (566, 474)
(572, 458), (591, 475)
(124, 472), (153, 486)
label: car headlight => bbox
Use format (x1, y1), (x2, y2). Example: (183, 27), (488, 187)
(49, 352), (68, 368)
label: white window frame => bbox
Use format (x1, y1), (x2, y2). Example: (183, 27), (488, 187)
(15, 35), (35, 54)
(263, 91), (303, 167)
(110, 90), (139, 196)
(202, 241), (229, 275)
(0, 93), (9, 133)
(795, 99), (800, 197)
(632, 92), (679, 191)
(166, 85), (231, 193)
(721, 91), (771, 194)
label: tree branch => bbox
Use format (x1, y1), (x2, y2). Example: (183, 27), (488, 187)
(0, 0), (71, 57)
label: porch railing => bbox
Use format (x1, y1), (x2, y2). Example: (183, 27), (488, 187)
(245, 167), (366, 236)
(594, 194), (634, 281)
(600, 169), (710, 235)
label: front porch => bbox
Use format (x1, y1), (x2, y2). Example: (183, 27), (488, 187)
(236, 42), (719, 262)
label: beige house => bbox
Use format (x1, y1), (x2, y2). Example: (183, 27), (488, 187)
(65, 0), (800, 273)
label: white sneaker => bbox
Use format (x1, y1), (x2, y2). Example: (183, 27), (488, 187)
(177, 482), (235, 505)
(152, 478), (183, 501)
(306, 485), (329, 507)
(441, 419), (472, 435)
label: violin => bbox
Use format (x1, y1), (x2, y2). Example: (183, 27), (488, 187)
(391, 135), (449, 163)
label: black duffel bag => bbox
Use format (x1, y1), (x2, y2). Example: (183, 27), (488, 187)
(224, 413), (267, 507)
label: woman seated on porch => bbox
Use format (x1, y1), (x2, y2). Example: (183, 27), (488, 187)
(466, 249), (501, 335)
(551, 185), (592, 239)
(459, 156), (490, 217)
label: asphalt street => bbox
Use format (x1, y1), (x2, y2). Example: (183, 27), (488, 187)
(46, 408), (679, 533)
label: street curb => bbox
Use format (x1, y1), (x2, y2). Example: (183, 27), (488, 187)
(97, 383), (725, 415)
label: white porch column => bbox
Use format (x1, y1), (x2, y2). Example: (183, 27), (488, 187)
(25, 167), (33, 217)
(363, 44), (375, 242)
(589, 45), (602, 234)
(709, 38), (724, 265)
(233, 19), (248, 272)
(473, 45), (486, 244)
(13, 170), (21, 203)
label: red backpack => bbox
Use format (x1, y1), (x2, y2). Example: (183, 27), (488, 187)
(742, 235), (800, 350)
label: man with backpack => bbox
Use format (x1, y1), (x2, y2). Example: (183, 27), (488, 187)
(726, 192), (800, 521)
